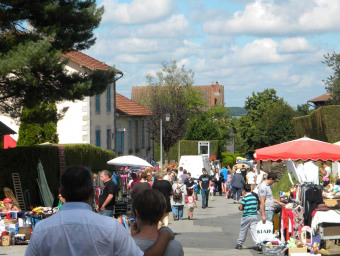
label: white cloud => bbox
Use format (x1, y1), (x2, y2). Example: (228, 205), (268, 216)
(203, 0), (340, 36)
(101, 0), (176, 25)
(136, 15), (193, 38)
(236, 38), (285, 65)
(278, 38), (315, 53)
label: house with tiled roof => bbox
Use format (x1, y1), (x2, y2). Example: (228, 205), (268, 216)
(308, 92), (332, 108)
(57, 51), (123, 151)
(115, 93), (153, 157)
(132, 81), (224, 109)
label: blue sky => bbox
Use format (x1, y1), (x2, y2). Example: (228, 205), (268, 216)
(85, 0), (340, 108)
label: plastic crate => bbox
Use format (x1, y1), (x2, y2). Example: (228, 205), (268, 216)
(261, 243), (285, 256)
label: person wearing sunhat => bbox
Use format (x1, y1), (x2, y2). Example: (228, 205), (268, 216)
(1, 198), (21, 213)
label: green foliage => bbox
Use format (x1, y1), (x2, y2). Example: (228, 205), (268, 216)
(154, 140), (219, 162)
(0, 1), (116, 118)
(323, 53), (340, 104)
(295, 104), (312, 116)
(0, 144), (114, 206)
(185, 106), (231, 154)
(220, 152), (245, 168)
(238, 89), (296, 154)
(140, 60), (205, 161)
(228, 107), (247, 116)
(17, 103), (58, 146)
(272, 171), (295, 199)
(63, 144), (115, 171)
(293, 105), (340, 143)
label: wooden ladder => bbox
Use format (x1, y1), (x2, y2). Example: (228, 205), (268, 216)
(12, 173), (26, 210)
(57, 145), (66, 178)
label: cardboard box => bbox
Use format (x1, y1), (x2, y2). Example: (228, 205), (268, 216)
(288, 247), (307, 256)
(1, 235), (11, 246)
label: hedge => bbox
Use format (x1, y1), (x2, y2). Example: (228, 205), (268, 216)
(220, 152), (246, 167)
(154, 140), (219, 162)
(0, 144), (114, 207)
(293, 105), (340, 142)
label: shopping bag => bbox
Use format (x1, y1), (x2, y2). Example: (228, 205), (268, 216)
(256, 221), (275, 243)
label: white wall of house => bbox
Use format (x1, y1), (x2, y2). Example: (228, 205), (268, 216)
(57, 98), (90, 144)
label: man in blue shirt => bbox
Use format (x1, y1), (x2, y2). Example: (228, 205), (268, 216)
(220, 166), (228, 181)
(25, 166), (173, 256)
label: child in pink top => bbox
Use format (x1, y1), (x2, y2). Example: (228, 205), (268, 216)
(186, 189), (197, 220)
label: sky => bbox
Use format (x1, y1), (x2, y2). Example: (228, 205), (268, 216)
(85, 0), (340, 108)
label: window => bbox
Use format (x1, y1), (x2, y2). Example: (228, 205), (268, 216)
(116, 130), (125, 155)
(128, 121), (132, 151)
(95, 130), (101, 147)
(141, 120), (145, 149)
(106, 85), (111, 112)
(95, 94), (100, 112)
(106, 129), (112, 149)
(134, 120), (139, 150)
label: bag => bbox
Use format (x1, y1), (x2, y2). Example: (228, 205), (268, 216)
(173, 185), (183, 200)
(185, 195), (189, 203)
(256, 221), (275, 243)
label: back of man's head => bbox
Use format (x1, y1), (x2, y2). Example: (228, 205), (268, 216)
(132, 189), (166, 225)
(244, 184), (251, 192)
(267, 172), (277, 181)
(61, 166), (93, 202)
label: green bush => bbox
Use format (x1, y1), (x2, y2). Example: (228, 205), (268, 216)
(63, 144), (115, 172)
(17, 103), (59, 146)
(154, 140), (219, 162)
(293, 105), (340, 142)
(220, 152), (245, 167)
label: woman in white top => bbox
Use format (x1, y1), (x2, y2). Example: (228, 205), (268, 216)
(171, 178), (187, 220)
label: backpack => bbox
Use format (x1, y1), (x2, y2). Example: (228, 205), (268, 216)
(173, 185), (183, 200)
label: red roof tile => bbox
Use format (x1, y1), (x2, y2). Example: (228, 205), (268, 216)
(308, 93), (332, 102)
(62, 51), (123, 73)
(116, 93), (153, 116)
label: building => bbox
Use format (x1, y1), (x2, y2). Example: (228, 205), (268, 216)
(308, 92), (332, 108)
(115, 93), (153, 158)
(131, 81), (224, 108)
(0, 50), (155, 156)
(57, 51), (123, 151)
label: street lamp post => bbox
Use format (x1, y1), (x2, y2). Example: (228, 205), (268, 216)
(160, 112), (170, 170)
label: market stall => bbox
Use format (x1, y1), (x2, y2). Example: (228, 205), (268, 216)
(254, 137), (340, 254)
(107, 155), (153, 217)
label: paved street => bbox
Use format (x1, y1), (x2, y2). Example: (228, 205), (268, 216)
(0, 195), (258, 255)
(170, 194), (259, 256)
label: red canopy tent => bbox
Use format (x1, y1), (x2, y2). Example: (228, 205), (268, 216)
(254, 137), (340, 162)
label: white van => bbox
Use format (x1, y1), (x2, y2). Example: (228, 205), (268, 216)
(178, 155), (212, 179)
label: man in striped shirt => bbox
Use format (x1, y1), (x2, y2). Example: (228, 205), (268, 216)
(235, 184), (260, 250)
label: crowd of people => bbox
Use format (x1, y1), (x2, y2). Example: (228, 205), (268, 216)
(23, 162), (281, 255)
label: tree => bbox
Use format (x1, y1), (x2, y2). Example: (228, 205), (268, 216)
(323, 52), (340, 104)
(17, 103), (59, 146)
(140, 60), (204, 162)
(0, 0), (116, 119)
(185, 106), (231, 154)
(295, 104), (312, 116)
(238, 89), (295, 154)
